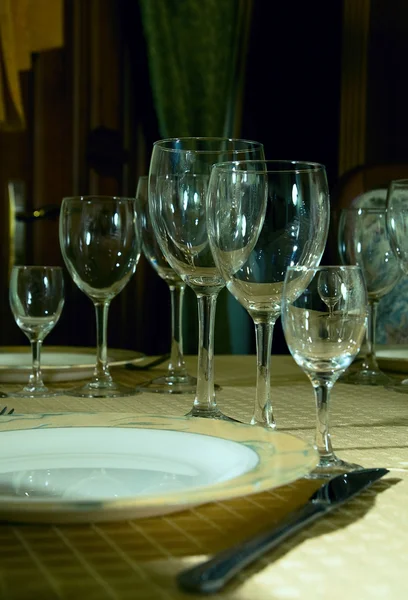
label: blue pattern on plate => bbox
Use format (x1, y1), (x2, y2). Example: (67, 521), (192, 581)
(352, 189), (408, 344)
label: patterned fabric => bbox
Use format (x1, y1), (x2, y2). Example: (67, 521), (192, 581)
(351, 189), (408, 344)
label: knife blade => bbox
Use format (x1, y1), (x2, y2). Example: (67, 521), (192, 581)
(177, 467), (389, 594)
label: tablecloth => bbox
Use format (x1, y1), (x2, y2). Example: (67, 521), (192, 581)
(0, 354), (407, 600)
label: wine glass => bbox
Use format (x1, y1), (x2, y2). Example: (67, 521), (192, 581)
(281, 265), (367, 477)
(207, 160), (330, 428)
(59, 196), (142, 398)
(9, 266), (64, 397)
(386, 179), (408, 393)
(317, 270), (342, 317)
(338, 207), (402, 385)
(137, 175), (196, 393)
(149, 137), (265, 420)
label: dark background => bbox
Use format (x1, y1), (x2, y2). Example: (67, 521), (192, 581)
(0, 0), (406, 355)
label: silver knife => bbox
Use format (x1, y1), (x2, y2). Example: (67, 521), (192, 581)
(177, 467), (389, 594)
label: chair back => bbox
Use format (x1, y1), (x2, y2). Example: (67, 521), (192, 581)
(328, 163), (408, 345)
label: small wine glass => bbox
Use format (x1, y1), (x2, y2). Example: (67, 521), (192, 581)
(9, 266), (64, 397)
(281, 265), (367, 477)
(386, 179), (408, 393)
(137, 176), (196, 393)
(59, 196), (142, 398)
(317, 270), (342, 317)
(338, 207), (402, 385)
(207, 160), (330, 429)
(149, 137), (265, 420)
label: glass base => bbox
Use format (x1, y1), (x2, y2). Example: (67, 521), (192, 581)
(65, 379), (140, 399)
(185, 406), (240, 423)
(308, 454), (363, 479)
(12, 386), (61, 399)
(250, 416), (277, 430)
(339, 367), (393, 386)
(138, 374), (197, 395)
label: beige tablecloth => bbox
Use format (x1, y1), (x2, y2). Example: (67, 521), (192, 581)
(0, 354), (407, 599)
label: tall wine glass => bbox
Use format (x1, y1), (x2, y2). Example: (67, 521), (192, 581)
(137, 176), (196, 393)
(207, 160), (330, 428)
(9, 266), (64, 397)
(338, 207), (402, 385)
(281, 265), (367, 476)
(59, 196), (141, 398)
(386, 179), (408, 393)
(149, 137), (265, 420)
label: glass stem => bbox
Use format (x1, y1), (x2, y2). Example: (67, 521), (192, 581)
(361, 299), (379, 372)
(312, 380), (336, 461)
(27, 339), (45, 389)
(167, 281), (188, 377)
(93, 301), (112, 384)
(251, 317), (276, 428)
(192, 291), (219, 416)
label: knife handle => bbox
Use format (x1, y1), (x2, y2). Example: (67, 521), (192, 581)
(177, 502), (326, 594)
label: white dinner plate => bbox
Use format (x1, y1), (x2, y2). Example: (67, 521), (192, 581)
(376, 345), (408, 373)
(0, 413), (317, 524)
(0, 346), (144, 383)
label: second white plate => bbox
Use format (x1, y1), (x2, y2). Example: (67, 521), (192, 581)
(0, 346), (144, 382)
(376, 345), (408, 373)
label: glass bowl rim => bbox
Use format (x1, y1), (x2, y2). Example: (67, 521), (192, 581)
(210, 159), (325, 174)
(62, 196), (136, 202)
(152, 137), (264, 155)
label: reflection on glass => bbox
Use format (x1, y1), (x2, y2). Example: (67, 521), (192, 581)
(149, 137), (265, 421)
(338, 207), (401, 385)
(9, 266), (64, 397)
(137, 176), (196, 394)
(282, 265), (367, 477)
(59, 196), (141, 398)
(207, 160), (330, 428)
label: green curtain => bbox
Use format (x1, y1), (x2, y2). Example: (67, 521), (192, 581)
(139, 0), (253, 353)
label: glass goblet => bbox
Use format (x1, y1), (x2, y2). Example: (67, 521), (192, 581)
(386, 179), (408, 393)
(207, 160), (330, 429)
(338, 207), (402, 385)
(137, 175), (196, 393)
(149, 137), (265, 420)
(59, 196), (141, 398)
(281, 265), (367, 477)
(9, 265), (64, 398)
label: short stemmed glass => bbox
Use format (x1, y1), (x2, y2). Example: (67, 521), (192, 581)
(149, 137), (265, 420)
(9, 266), (64, 397)
(207, 161), (330, 428)
(281, 265), (367, 476)
(59, 196), (141, 398)
(137, 176), (196, 393)
(338, 207), (402, 385)
(386, 179), (408, 393)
